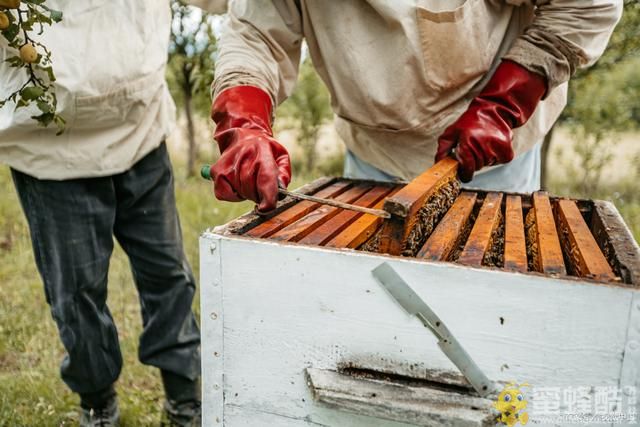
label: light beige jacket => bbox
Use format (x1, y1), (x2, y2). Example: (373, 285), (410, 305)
(214, 0), (622, 181)
(0, 0), (225, 180)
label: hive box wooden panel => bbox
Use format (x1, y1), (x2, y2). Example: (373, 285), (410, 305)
(200, 178), (640, 427)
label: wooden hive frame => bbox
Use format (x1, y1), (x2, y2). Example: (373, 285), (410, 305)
(525, 192), (566, 275)
(416, 191), (478, 262)
(503, 195), (528, 272)
(222, 175), (640, 287)
(377, 158), (460, 256)
(555, 198), (616, 281)
(457, 192), (504, 267)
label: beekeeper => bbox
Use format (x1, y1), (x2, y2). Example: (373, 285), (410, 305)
(208, 0), (622, 212)
(0, 1), (225, 426)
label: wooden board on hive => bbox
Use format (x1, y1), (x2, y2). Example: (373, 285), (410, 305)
(457, 192), (504, 267)
(221, 176), (639, 287)
(377, 158), (460, 256)
(417, 191), (477, 262)
(503, 195), (528, 273)
(525, 192), (566, 275)
(555, 198), (616, 281)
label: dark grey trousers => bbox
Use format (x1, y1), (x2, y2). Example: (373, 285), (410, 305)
(11, 143), (201, 395)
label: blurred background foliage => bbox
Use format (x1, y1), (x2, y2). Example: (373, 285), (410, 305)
(544, 0), (640, 193)
(167, 0), (217, 177)
(0, 2), (638, 425)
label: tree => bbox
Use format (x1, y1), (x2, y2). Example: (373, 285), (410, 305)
(540, 0), (640, 189)
(277, 58), (332, 174)
(0, 0), (64, 133)
(557, 59), (638, 193)
(168, 0), (217, 177)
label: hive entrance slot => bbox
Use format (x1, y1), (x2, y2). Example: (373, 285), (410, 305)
(337, 366), (474, 395)
(306, 367), (495, 426)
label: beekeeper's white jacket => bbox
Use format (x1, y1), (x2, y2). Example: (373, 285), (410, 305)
(0, 0), (225, 180)
(214, 0), (622, 182)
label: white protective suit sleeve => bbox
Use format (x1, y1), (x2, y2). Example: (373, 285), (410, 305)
(504, 0), (623, 91)
(212, 0), (303, 108)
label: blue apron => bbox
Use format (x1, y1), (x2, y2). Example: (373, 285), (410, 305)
(343, 144), (542, 193)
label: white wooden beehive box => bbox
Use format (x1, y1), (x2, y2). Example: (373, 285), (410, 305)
(200, 177), (640, 427)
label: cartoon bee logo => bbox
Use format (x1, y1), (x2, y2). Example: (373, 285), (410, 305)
(494, 382), (530, 426)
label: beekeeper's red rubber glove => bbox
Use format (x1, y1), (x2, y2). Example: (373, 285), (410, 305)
(208, 86), (291, 212)
(436, 60), (547, 183)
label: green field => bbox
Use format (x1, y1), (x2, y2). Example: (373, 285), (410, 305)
(0, 164), (254, 426)
(0, 162), (638, 426)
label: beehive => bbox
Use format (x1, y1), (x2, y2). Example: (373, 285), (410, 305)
(230, 164), (638, 286)
(200, 175), (640, 426)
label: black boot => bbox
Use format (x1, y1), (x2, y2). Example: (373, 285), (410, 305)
(161, 370), (201, 427)
(79, 385), (120, 427)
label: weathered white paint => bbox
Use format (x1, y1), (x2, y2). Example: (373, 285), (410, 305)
(306, 368), (494, 426)
(224, 401), (418, 427)
(200, 233), (640, 426)
(619, 291), (640, 413)
(199, 236), (224, 426)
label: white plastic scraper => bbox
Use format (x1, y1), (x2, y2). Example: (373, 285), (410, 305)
(372, 262), (498, 398)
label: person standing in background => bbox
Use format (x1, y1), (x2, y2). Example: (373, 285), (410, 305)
(0, 1), (225, 425)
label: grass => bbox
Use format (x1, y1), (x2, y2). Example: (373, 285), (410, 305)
(0, 155), (638, 426)
(0, 163), (256, 426)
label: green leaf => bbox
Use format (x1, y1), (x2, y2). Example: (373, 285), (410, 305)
(31, 111), (54, 126)
(1, 0), (63, 131)
(21, 86), (44, 101)
(49, 9), (62, 23)
(1, 23), (20, 43)
(38, 65), (55, 82)
(54, 114), (66, 135)
(36, 100), (52, 113)
(15, 98), (29, 110)
(5, 55), (23, 66)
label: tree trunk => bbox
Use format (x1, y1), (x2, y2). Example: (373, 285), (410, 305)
(304, 128), (320, 173)
(540, 124), (556, 190)
(183, 66), (197, 178)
